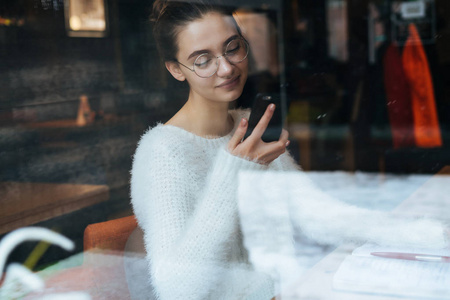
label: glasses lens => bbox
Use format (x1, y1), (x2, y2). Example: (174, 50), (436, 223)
(192, 38), (249, 78)
(225, 38), (248, 64)
(194, 53), (217, 78)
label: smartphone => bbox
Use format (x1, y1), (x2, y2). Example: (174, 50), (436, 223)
(243, 93), (283, 143)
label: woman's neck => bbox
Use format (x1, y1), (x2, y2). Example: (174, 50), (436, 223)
(166, 98), (234, 138)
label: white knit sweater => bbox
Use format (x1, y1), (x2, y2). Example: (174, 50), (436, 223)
(130, 109), (447, 300)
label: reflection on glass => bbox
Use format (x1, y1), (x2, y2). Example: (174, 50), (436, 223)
(64, 0), (107, 37)
(327, 0), (348, 62)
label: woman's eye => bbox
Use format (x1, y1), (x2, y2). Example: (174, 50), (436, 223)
(226, 40), (241, 55)
(227, 45), (240, 55)
(194, 56), (212, 69)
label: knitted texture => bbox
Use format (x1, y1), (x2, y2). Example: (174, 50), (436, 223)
(130, 109), (447, 299)
(131, 110), (275, 300)
(238, 170), (448, 250)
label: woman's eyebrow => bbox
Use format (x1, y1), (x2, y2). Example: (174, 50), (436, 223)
(186, 34), (240, 60)
(187, 49), (209, 60)
(223, 34), (239, 46)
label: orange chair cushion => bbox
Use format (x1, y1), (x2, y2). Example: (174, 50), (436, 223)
(83, 215), (138, 252)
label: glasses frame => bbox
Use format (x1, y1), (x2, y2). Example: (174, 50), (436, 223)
(176, 37), (249, 78)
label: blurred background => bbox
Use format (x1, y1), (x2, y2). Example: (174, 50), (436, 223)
(1, 0), (449, 268)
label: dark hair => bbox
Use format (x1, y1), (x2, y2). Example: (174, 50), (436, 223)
(150, 0), (242, 62)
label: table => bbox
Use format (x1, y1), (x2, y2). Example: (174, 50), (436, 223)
(238, 164), (450, 299)
(0, 250), (133, 299)
(0, 182), (109, 234)
(281, 166), (450, 299)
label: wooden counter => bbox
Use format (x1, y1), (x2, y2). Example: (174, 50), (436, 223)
(0, 182), (109, 234)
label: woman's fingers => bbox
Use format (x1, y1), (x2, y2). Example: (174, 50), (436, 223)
(279, 129), (289, 146)
(228, 118), (248, 150)
(228, 112), (290, 165)
(258, 145), (285, 165)
(259, 130), (289, 163)
(251, 104), (275, 139)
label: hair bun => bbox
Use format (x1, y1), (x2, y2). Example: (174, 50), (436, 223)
(150, 0), (169, 23)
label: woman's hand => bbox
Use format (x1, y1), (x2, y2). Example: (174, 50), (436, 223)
(228, 104), (289, 165)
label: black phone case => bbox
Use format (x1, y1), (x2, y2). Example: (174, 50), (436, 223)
(244, 93), (283, 142)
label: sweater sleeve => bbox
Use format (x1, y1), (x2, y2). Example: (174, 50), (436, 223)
(281, 171), (448, 249)
(130, 133), (274, 300)
(261, 151), (448, 249)
(270, 150), (302, 172)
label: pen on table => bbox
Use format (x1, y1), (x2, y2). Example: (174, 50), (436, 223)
(370, 252), (450, 263)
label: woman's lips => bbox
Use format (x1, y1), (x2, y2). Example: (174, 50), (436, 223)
(217, 76), (240, 89)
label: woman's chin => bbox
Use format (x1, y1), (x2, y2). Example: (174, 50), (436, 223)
(223, 89), (244, 103)
(218, 84), (246, 103)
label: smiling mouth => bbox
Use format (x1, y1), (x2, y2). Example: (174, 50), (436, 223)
(217, 76), (240, 88)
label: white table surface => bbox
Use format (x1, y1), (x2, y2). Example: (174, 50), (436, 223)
(239, 168), (450, 299)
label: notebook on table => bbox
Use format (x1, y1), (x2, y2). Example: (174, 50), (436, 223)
(333, 243), (450, 299)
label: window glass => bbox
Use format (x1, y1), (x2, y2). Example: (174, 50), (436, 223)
(1, 0), (449, 298)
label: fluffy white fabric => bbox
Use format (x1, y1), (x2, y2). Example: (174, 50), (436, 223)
(239, 171), (448, 250)
(131, 110), (275, 300)
(130, 109), (448, 300)
(238, 171), (449, 294)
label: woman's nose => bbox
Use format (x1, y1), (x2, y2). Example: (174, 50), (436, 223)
(216, 56), (233, 77)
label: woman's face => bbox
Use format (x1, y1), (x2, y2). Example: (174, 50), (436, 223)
(172, 12), (248, 104)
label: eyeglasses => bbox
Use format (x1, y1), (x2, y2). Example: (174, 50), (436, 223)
(176, 37), (249, 78)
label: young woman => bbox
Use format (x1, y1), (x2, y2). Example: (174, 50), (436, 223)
(130, 1), (449, 299)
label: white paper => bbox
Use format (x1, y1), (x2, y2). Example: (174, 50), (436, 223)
(334, 243), (450, 299)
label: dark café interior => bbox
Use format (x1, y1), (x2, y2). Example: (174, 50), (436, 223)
(1, 0), (450, 299)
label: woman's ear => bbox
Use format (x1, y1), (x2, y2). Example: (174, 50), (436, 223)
(165, 61), (186, 82)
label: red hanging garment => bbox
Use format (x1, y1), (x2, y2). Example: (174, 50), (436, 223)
(402, 23), (442, 148)
(383, 44), (415, 149)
